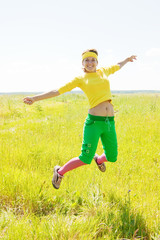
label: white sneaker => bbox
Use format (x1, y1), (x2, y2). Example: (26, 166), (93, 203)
(94, 154), (106, 172)
(52, 166), (63, 189)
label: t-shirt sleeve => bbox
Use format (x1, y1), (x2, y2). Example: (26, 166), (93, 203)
(58, 77), (81, 94)
(101, 65), (120, 77)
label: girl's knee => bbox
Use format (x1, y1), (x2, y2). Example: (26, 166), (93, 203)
(108, 156), (117, 162)
(79, 152), (94, 164)
(106, 151), (118, 163)
(79, 143), (95, 164)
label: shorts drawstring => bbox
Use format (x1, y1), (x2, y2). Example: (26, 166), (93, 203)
(105, 116), (111, 131)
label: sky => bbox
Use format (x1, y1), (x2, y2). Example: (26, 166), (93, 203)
(0, 0), (160, 92)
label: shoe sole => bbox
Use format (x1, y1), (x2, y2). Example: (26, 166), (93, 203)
(52, 166), (61, 189)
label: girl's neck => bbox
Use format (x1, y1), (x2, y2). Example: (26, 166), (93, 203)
(85, 70), (97, 73)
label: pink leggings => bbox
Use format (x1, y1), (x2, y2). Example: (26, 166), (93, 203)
(58, 154), (107, 176)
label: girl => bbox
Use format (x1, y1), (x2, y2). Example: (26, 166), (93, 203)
(23, 49), (136, 189)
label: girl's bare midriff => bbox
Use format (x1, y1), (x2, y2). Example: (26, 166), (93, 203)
(88, 100), (114, 117)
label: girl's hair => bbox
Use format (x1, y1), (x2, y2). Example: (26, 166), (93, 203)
(82, 49), (98, 72)
(82, 48), (98, 57)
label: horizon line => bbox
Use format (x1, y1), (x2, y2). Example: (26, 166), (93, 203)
(0, 90), (160, 95)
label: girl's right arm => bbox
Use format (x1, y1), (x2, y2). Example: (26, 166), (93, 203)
(23, 90), (60, 105)
(118, 55), (137, 68)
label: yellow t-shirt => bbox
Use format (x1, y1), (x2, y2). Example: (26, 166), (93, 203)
(58, 65), (120, 108)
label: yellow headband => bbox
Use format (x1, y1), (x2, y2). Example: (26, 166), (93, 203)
(82, 52), (98, 61)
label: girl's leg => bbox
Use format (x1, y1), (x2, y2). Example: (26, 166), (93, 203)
(96, 153), (108, 165)
(52, 151), (96, 191)
(58, 157), (87, 176)
(52, 158), (86, 189)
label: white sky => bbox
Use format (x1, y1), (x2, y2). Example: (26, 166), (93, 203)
(0, 0), (160, 92)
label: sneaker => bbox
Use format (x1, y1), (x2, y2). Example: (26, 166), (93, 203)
(94, 154), (106, 172)
(52, 166), (63, 189)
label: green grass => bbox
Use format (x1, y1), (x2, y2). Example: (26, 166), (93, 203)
(0, 93), (160, 239)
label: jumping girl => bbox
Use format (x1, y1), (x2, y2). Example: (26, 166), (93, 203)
(23, 49), (136, 189)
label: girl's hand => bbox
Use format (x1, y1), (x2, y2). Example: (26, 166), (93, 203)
(127, 55), (137, 62)
(23, 96), (35, 105)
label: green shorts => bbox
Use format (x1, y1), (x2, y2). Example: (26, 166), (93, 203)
(79, 114), (118, 164)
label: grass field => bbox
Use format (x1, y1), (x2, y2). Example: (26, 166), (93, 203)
(0, 93), (160, 240)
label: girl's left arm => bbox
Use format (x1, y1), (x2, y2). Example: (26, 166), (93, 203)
(118, 55), (137, 69)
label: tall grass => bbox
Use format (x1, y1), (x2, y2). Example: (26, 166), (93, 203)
(0, 93), (160, 239)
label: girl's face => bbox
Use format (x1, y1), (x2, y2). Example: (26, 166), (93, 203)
(82, 57), (98, 73)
